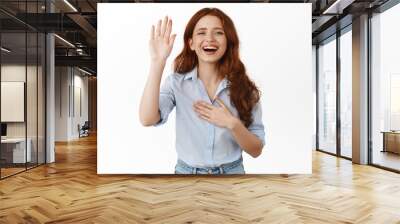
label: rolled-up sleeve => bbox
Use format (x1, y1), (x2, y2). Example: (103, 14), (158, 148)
(248, 101), (266, 147)
(154, 75), (176, 127)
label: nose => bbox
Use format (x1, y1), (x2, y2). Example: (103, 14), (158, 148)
(205, 32), (215, 42)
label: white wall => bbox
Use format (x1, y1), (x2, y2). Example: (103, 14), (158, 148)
(55, 67), (67, 141)
(55, 67), (89, 141)
(1, 64), (46, 163)
(73, 72), (89, 136)
(1, 65), (40, 138)
(1, 66), (26, 129)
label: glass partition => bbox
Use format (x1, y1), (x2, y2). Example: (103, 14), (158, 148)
(317, 36), (337, 155)
(371, 3), (400, 171)
(38, 32), (45, 165)
(339, 28), (352, 158)
(1, 31), (28, 178)
(27, 31), (38, 169)
(0, 1), (46, 179)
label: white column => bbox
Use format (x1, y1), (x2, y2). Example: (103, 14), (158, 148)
(46, 1), (55, 163)
(352, 14), (369, 164)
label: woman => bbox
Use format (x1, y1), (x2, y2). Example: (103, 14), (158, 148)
(139, 8), (265, 174)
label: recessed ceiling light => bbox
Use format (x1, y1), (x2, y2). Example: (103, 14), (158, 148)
(63, 0), (78, 12)
(54, 34), (75, 48)
(1, 47), (11, 53)
(78, 67), (93, 76)
(323, 0), (355, 15)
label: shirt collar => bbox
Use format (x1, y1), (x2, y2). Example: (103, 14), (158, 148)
(183, 67), (229, 90)
(183, 67), (198, 81)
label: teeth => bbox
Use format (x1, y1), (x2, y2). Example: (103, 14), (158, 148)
(203, 46), (218, 50)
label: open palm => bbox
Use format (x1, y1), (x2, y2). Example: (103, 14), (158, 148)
(149, 16), (176, 61)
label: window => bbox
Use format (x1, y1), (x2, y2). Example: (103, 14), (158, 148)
(339, 28), (352, 158)
(317, 36), (337, 155)
(371, 2), (400, 171)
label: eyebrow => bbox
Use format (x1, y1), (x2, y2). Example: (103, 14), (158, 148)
(195, 27), (224, 31)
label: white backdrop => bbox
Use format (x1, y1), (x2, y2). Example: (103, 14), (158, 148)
(98, 3), (312, 174)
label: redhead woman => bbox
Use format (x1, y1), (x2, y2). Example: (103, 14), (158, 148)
(139, 8), (265, 174)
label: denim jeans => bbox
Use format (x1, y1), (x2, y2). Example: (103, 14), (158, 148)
(174, 157), (245, 174)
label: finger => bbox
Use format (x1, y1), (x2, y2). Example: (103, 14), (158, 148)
(194, 108), (211, 119)
(165, 18), (172, 40)
(193, 104), (211, 117)
(150, 25), (155, 40)
(199, 114), (211, 122)
(193, 106), (210, 115)
(198, 101), (214, 110)
(216, 98), (228, 110)
(196, 111), (211, 121)
(161, 16), (168, 37)
(194, 102), (212, 112)
(156, 19), (161, 37)
(169, 34), (176, 47)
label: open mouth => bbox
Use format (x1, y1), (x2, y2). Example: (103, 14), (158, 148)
(202, 46), (218, 54)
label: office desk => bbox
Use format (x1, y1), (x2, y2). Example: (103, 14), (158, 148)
(381, 131), (400, 154)
(1, 138), (32, 163)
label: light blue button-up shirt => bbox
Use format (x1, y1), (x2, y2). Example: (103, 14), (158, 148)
(155, 67), (265, 168)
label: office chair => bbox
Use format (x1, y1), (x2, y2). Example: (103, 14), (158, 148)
(79, 121), (90, 138)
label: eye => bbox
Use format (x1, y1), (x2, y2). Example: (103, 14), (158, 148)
(197, 32), (206, 35)
(216, 31), (224, 35)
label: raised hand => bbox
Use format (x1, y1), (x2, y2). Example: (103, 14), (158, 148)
(149, 16), (177, 62)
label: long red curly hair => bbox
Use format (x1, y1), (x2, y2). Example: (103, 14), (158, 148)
(174, 7), (261, 128)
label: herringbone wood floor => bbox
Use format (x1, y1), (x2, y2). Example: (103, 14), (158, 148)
(1, 134), (400, 223)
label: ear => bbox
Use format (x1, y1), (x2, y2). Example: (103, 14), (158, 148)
(189, 38), (194, 51)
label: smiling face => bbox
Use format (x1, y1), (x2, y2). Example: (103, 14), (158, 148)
(189, 15), (227, 65)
